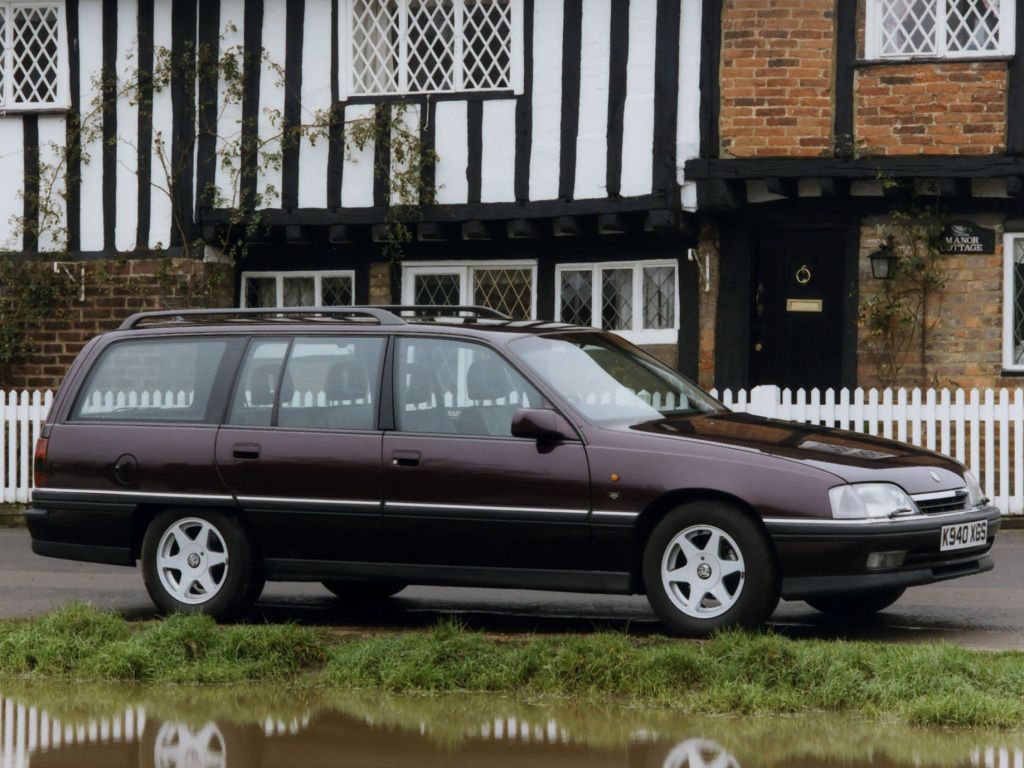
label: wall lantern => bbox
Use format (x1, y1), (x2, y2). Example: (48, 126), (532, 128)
(869, 236), (897, 280)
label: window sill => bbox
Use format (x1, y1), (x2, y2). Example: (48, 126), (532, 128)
(855, 55), (1013, 68)
(343, 90), (520, 105)
(1000, 368), (1024, 377)
(0, 104), (71, 116)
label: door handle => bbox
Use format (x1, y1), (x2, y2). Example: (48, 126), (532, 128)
(232, 443), (261, 461)
(391, 450), (421, 468)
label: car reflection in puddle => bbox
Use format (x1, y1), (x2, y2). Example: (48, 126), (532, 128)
(2, 691), (1022, 768)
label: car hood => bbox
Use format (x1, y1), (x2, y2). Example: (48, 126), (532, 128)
(618, 412), (968, 495)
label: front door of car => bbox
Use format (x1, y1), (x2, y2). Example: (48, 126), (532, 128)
(214, 335), (387, 564)
(381, 336), (592, 570)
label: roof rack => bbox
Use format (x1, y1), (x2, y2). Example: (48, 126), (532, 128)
(118, 305), (512, 330)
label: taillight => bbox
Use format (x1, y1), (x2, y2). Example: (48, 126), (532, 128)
(33, 437), (49, 488)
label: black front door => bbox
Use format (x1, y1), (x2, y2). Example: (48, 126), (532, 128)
(750, 229), (845, 390)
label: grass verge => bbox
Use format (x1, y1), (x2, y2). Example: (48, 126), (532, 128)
(1, 604), (1023, 728)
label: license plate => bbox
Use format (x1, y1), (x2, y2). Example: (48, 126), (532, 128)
(940, 520), (988, 552)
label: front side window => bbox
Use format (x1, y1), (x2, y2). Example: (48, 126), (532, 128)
(866, 0), (1013, 59)
(401, 261), (536, 320)
(1002, 234), (1024, 371)
(556, 261), (679, 345)
(0, 2), (68, 110)
(73, 338), (228, 423)
(241, 271), (355, 309)
(345, 0), (523, 96)
(512, 333), (723, 425)
(395, 337), (540, 437)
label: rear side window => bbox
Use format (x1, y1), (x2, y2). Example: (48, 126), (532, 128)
(73, 338), (229, 423)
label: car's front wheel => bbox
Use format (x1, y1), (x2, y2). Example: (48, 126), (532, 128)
(642, 502), (779, 636)
(141, 509), (260, 620)
(805, 587), (905, 618)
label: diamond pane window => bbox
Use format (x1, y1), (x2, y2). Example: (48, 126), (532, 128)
(473, 268), (532, 320)
(560, 270), (592, 326)
(346, 0), (522, 96)
(240, 272), (356, 309)
(1006, 237), (1024, 369)
(415, 273), (461, 306)
(556, 262), (679, 345)
(869, 0), (1012, 59)
(0, 3), (68, 109)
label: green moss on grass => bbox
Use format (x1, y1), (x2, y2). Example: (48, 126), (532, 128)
(1, 605), (1023, 728)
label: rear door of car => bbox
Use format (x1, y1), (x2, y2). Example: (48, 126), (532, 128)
(214, 334), (387, 565)
(381, 334), (592, 571)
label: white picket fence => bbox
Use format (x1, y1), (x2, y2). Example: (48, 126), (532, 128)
(5, 385), (1024, 515)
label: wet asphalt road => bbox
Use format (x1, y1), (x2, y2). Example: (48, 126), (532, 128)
(1, 527), (1021, 649)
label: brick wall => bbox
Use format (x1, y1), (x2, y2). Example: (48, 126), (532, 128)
(855, 63), (1007, 156)
(856, 215), (1006, 390)
(368, 262), (392, 305)
(719, 0), (835, 158)
(4, 258), (233, 391)
(697, 222), (720, 390)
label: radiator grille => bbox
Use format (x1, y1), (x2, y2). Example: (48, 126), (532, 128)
(912, 488), (970, 515)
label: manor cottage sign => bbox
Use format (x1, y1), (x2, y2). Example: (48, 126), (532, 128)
(939, 222), (996, 255)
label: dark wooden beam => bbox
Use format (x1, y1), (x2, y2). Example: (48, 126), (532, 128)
(1007, 177), (1024, 198)
(698, 0), (722, 159)
(1009, 2), (1024, 154)
(685, 156), (1024, 180)
(833, 0), (857, 156)
(921, 178), (970, 198)
(285, 224), (305, 243)
(553, 216), (580, 237)
(697, 178), (742, 210)
(597, 213), (628, 234)
(508, 218), (541, 239)
(764, 177), (798, 198)
(417, 222), (450, 241)
(817, 178), (849, 198)
(645, 209), (680, 235)
(462, 220), (493, 240)
(328, 224), (353, 244)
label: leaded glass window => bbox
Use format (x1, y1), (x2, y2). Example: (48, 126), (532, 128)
(402, 262), (536, 319)
(240, 271), (356, 309)
(868, 0), (1012, 59)
(0, 3), (68, 109)
(556, 262), (679, 345)
(414, 273), (461, 306)
(1007, 237), (1024, 368)
(346, 0), (522, 96)
(473, 267), (532, 320)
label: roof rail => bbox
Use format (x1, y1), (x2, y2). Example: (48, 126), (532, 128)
(384, 305), (511, 320)
(118, 306), (407, 330)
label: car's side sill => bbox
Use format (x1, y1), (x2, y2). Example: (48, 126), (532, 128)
(264, 559), (635, 595)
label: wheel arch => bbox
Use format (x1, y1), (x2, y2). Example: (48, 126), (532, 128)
(629, 489), (779, 593)
(130, 503), (258, 562)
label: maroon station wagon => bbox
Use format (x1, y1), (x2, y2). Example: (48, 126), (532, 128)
(27, 306), (999, 635)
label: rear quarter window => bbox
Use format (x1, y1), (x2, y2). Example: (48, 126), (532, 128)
(72, 338), (229, 423)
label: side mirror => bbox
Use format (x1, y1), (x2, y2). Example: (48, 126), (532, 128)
(511, 408), (573, 443)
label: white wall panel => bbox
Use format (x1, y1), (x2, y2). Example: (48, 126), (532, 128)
(678, 0), (702, 209)
(390, 103), (421, 206)
(480, 99), (516, 203)
(115, 0), (139, 251)
(213, 0), (244, 207)
(37, 115), (67, 252)
(257, 0), (287, 208)
(620, 0), (656, 197)
(528, 0), (563, 201)
(573, 0), (611, 200)
(148, 0), (174, 247)
(0, 120), (23, 251)
(78, 0), (104, 250)
(341, 103), (375, 207)
(433, 101), (469, 204)
(298, 0), (333, 208)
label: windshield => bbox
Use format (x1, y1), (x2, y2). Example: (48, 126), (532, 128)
(510, 332), (725, 423)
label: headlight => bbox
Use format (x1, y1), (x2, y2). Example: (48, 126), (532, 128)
(964, 470), (987, 507)
(828, 483), (919, 520)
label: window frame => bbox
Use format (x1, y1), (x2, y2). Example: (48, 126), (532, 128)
(554, 260), (681, 346)
(339, 0), (525, 99)
(400, 259), (538, 319)
(0, 1), (71, 112)
(865, 0), (1015, 61)
(1002, 232), (1024, 371)
(239, 270), (357, 309)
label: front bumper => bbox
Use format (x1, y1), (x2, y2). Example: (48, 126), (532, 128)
(765, 504), (1001, 600)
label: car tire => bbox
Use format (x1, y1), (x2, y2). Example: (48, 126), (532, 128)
(642, 501), (779, 636)
(141, 508), (259, 620)
(321, 580), (407, 601)
(805, 587), (905, 617)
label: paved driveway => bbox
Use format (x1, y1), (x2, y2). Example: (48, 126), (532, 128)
(0, 528), (1019, 649)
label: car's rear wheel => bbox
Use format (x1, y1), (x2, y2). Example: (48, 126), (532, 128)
(805, 587), (905, 617)
(321, 580), (407, 601)
(642, 501), (779, 636)
(141, 508), (260, 620)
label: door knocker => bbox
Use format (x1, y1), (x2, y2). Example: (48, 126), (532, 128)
(795, 265), (812, 285)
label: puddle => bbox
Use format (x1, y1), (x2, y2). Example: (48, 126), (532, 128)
(1, 685), (1021, 768)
